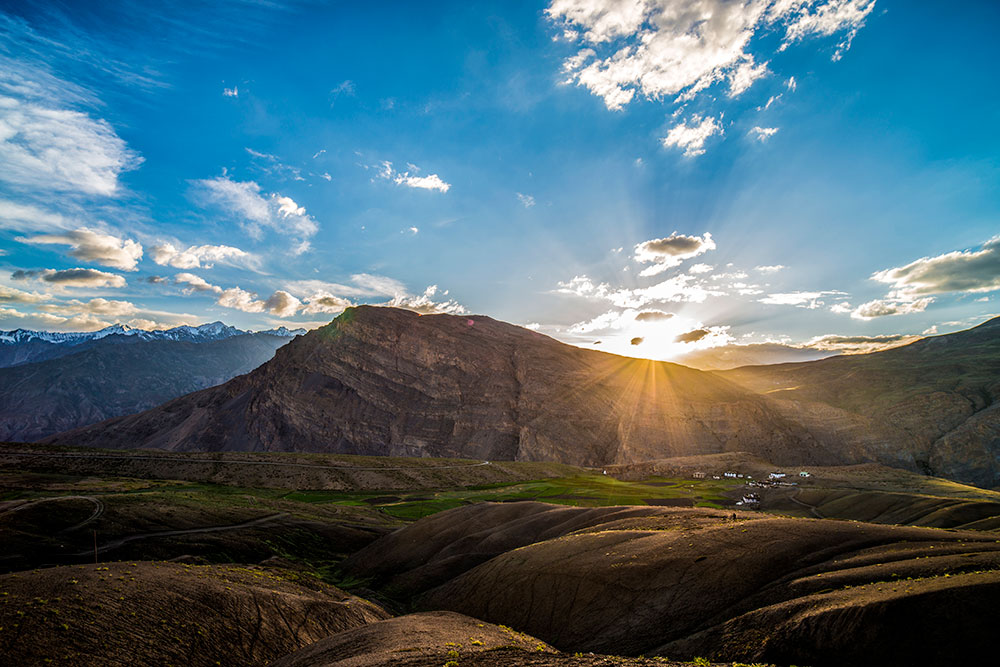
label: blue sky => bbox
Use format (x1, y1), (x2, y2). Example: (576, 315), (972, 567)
(1, 0), (998, 360)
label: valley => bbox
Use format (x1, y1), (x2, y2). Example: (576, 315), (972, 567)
(3, 445), (1000, 665)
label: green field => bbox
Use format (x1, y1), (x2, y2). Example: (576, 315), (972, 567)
(279, 473), (741, 520)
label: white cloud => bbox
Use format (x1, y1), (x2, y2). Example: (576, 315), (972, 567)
(223, 86), (238, 97)
(558, 272), (724, 307)
(662, 115), (722, 157)
(38, 297), (138, 318)
(871, 236), (1000, 298)
(302, 293), (353, 315)
(285, 275), (407, 299)
(517, 192), (536, 208)
(0, 199), (68, 232)
(386, 285), (467, 315)
(759, 291), (843, 309)
(377, 161), (451, 193)
(688, 263), (714, 274)
(11, 267), (126, 288)
(634, 232), (716, 276)
(20, 227), (142, 271)
(548, 0), (875, 112)
(850, 297), (933, 320)
(195, 176), (319, 254)
(754, 264), (785, 273)
(805, 332), (922, 353)
(151, 242), (252, 269)
(750, 126), (779, 142)
(0, 284), (50, 304)
(174, 272), (222, 294)
(829, 301), (853, 314)
(216, 286), (302, 318)
(0, 92), (141, 196)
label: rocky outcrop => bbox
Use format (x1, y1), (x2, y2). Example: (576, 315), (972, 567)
(45, 306), (831, 466)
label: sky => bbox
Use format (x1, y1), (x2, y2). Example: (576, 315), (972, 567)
(1, 0), (999, 361)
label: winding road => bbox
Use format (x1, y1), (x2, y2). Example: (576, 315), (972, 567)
(788, 489), (824, 519)
(72, 512), (291, 556)
(0, 494), (105, 532)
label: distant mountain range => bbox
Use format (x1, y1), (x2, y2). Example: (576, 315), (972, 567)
(0, 321), (305, 368)
(0, 324), (303, 441)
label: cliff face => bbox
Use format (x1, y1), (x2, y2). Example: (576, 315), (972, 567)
(45, 306), (831, 467)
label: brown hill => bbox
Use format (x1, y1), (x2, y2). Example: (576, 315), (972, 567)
(347, 502), (1000, 666)
(45, 306), (830, 467)
(720, 316), (1000, 487)
(0, 561), (388, 666)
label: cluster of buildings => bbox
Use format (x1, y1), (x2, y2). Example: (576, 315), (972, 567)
(689, 469), (814, 508)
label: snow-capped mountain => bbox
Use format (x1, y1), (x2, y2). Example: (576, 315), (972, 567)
(0, 321), (303, 368)
(254, 326), (307, 337)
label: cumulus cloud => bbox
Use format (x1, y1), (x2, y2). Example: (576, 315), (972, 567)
(755, 264), (785, 273)
(850, 297), (933, 320)
(222, 86), (238, 97)
(386, 285), (467, 315)
(174, 272), (222, 294)
(20, 227), (143, 270)
(805, 332), (922, 354)
(195, 176), (319, 254)
(215, 286), (302, 318)
(11, 267), (126, 288)
(750, 126), (779, 142)
(150, 242), (252, 269)
(871, 236), (1000, 299)
(376, 161), (451, 193)
(302, 293), (353, 315)
(548, 0), (876, 111)
(634, 232), (716, 276)
(661, 115), (722, 157)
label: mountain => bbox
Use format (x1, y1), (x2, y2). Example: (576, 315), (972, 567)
(0, 321), (302, 368)
(719, 317), (1000, 488)
(43, 305), (832, 466)
(0, 333), (293, 441)
(672, 342), (837, 371)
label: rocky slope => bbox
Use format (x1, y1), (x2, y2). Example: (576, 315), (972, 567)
(44, 306), (831, 466)
(0, 333), (292, 441)
(720, 316), (1000, 487)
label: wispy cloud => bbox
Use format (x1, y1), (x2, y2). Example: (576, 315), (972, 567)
(517, 192), (536, 208)
(194, 176), (319, 254)
(750, 126), (779, 142)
